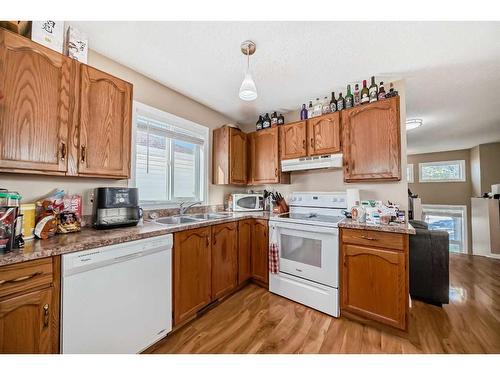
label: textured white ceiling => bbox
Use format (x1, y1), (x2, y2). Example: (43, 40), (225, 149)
(68, 21), (500, 154)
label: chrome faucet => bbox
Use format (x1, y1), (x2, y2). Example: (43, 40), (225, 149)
(179, 201), (202, 215)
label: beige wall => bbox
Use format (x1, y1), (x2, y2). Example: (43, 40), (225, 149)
(407, 149), (473, 252)
(0, 50), (241, 214)
(470, 145), (481, 197)
(478, 142), (500, 194)
(241, 80), (409, 210)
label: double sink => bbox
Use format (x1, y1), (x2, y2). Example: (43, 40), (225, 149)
(154, 212), (233, 226)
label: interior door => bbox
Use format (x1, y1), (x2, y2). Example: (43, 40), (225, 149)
(273, 221), (338, 288)
(0, 29), (73, 173)
(343, 97), (401, 181)
(307, 112), (341, 156)
(78, 65), (132, 178)
(280, 121), (307, 160)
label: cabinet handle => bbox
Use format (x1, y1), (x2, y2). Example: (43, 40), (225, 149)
(302, 139), (306, 149)
(310, 137), (314, 149)
(275, 168), (278, 177)
(60, 142), (66, 161)
(81, 146), (86, 163)
(43, 304), (49, 328)
(360, 235), (376, 241)
(206, 236), (210, 247)
(0, 271), (42, 285)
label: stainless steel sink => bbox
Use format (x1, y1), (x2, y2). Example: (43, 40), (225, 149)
(189, 213), (232, 220)
(155, 216), (200, 225)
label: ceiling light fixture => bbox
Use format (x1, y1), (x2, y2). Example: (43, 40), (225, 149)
(406, 118), (423, 131)
(239, 40), (257, 101)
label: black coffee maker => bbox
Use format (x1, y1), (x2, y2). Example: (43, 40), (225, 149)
(92, 188), (142, 229)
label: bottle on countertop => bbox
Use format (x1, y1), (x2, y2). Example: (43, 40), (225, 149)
(322, 96), (331, 115)
(256, 115), (263, 130)
(378, 82), (386, 100)
(329, 92), (337, 113)
(262, 113), (271, 129)
(353, 84), (360, 106)
(345, 84), (354, 109)
(271, 111), (278, 127)
(277, 113), (285, 125)
(307, 101), (313, 119)
(369, 76), (378, 103)
(336, 92), (345, 111)
(300, 104), (308, 120)
(360, 80), (369, 104)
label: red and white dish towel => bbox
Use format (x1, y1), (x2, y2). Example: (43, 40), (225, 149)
(269, 225), (279, 274)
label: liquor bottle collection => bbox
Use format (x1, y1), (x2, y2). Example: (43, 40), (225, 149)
(255, 111), (285, 131)
(299, 76), (399, 120)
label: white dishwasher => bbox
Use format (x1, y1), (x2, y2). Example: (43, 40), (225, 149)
(61, 234), (172, 354)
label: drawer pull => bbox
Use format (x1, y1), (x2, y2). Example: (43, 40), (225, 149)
(0, 271), (42, 286)
(360, 235), (376, 241)
(43, 304), (49, 328)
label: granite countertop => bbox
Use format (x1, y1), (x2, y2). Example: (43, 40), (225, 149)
(338, 218), (416, 235)
(0, 211), (272, 267)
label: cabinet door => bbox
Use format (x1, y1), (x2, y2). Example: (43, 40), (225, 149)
(238, 219), (253, 284)
(343, 97), (401, 181)
(78, 65), (132, 178)
(0, 29), (74, 174)
(342, 244), (407, 330)
(173, 227), (212, 325)
(212, 222), (238, 300)
(229, 128), (247, 184)
(0, 288), (53, 353)
(280, 121), (307, 160)
(251, 219), (269, 286)
(249, 128), (279, 184)
(307, 112), (341, 156)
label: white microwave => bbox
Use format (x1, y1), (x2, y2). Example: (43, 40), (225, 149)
(231, 193), (264, 211)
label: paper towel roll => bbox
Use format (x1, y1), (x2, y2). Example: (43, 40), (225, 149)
(346, 188), (360, 211)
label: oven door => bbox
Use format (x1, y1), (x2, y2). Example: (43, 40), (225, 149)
(271, 221), (339, 288)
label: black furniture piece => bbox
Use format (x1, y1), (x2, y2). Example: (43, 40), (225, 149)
(409, 220), (450, 306)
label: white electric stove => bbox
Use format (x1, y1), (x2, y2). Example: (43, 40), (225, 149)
(268, 192), (346, 317)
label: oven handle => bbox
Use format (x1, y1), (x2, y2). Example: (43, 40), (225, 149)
(269, 220), (339, 234)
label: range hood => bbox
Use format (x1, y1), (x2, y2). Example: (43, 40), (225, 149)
(281, 153), (343, 172)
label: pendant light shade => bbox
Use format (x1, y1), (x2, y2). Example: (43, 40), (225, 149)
(239, 72), (258, 101)
(239, 40), (257, 102)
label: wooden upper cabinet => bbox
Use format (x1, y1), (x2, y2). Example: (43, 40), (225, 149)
(249, 127), (289, 184)
(173, 227), (212, 325)
(342, 97), (401, 182)
(0, 29), (75, 174)
(211, 222), (238, 300)
(212, 127), (247, 185)
(307, 112), (341, 156)
(78, 65), (132, 178)
(0, 288), (54, 354)
(280, 121), (307, 160)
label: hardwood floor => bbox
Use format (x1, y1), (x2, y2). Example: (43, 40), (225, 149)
(149, 254), (500, 354)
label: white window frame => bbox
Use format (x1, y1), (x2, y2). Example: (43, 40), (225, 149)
(421, 204), (468, 253)
(418, 160), (466, 183)
(130, 101), (209, 208)
(406, 164), (414, 183)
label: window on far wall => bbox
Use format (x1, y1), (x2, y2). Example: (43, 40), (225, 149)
(422, 204), (467, 253)
(406, 164), (414, 183)
(419, 160), (466, 182)
(131, 102), (208, 206)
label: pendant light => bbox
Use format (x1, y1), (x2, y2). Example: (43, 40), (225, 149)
(239, 40), (258, 101)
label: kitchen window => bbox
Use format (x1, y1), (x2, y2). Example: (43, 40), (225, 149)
(422, 204), (467, 253)
(131, 102), (208, 206)
(406, 164), (414, 183)
(418, 160), (466, 182)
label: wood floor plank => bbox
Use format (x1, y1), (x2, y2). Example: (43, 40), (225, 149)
(150, 254), (500, 354)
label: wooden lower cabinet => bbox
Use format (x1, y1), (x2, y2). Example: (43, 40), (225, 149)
(173, 226), (212, 325)
(341, 229), (408, 331)
(211, 222), (238, 300)
(238, 219), (253, 284)
(0, 257), (59, 353)
(251, 219), (269, 286)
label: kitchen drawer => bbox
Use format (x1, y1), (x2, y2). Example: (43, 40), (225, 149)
(341, 228), (405, 251)
(0, 258), (53, 299)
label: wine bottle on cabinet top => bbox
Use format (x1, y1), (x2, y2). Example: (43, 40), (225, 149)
(353, 83), (360, 106)
(378, 82), (386, 100)
(360, 80), (369, 104)
(262, 113), (271, 129)
(345, 85), (354, 108)
(322, 96), (331, 114)
(307, 101), (313, 119)
(369, 76), (378, 103)
(329, 92), (337, 112)
(256, 115), (263, 130)
(337, 92), (345, 111)
(300, 104), (308, 120)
